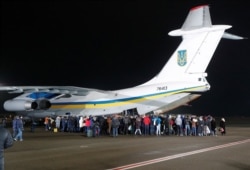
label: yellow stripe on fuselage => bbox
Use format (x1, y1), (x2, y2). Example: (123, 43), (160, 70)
(50, 86), (205, 109)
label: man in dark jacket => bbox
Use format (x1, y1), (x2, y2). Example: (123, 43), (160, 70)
(111, 115), (120, 137)
(0, 125), (14, 170)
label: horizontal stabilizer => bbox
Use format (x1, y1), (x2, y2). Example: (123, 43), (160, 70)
(222, 32), (245, 40)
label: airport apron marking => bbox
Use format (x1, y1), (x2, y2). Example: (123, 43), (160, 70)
(108, 139), (250, 170)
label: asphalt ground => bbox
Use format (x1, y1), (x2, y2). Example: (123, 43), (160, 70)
(4, 117), (250, 170)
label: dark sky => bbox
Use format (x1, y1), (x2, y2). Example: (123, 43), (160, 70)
(1, 0), (250, 116)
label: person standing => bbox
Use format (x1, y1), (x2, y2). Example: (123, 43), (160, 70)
(191, 117), (197, 136)
(134, 116), (142, 135)
(123, 116), (130, 135)
(210, 117), (217, 136)
(155, 116), (162, 136)
(143, 115), (150, 135)
(85, 117), (91, 136)
(112, 115), (120, 137)
(107, 116), (112, 135)
(93, 119), (100, 137)
(12, 116), (18, 138)
(184, 116), (191, 136)
(44, 116), (50, 131)
(0, 124), (14, 170)
(14, 116), (24, 141)
(175, 115), (182, 136)
(78, 116), (84, 133)
(197, 116), (204, 136)
(55, 116), (61, 131)
(219, 118), (226, 135)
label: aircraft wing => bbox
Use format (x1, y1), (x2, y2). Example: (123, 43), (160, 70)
(0, 86), (109, 96)
(0, 86), (114, 113)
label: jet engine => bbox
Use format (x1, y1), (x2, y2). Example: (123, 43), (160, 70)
(4, 99), (51, 111)
(36, 99), (51, 110)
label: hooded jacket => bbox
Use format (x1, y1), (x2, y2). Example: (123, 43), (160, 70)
(0, 125), (14, 168)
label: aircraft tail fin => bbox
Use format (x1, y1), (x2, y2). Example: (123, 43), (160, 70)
(141, 5), (243, 86)
(181, 5), (212, 30)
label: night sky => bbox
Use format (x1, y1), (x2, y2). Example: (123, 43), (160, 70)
(1, 0), (250, 116)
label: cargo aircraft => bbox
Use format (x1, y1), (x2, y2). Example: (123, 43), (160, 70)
(0, 5), (243, 118)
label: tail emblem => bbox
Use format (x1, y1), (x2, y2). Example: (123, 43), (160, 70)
(177, 50), (187, 66)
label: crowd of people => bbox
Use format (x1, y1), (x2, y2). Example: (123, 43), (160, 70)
(0, 113), (227, 170)
(42, 114), (227, 137)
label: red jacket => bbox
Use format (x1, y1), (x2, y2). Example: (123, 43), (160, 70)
(85, 119), (90, 127)
(143, 116), (151, 125)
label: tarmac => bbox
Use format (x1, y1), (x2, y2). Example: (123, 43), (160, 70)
(4, 117), (250, 170)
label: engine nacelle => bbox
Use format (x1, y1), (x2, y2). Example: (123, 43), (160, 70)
(4, 99), (38, 111)
(3, 99), (51, 112)
(36, 99), (51, 110)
